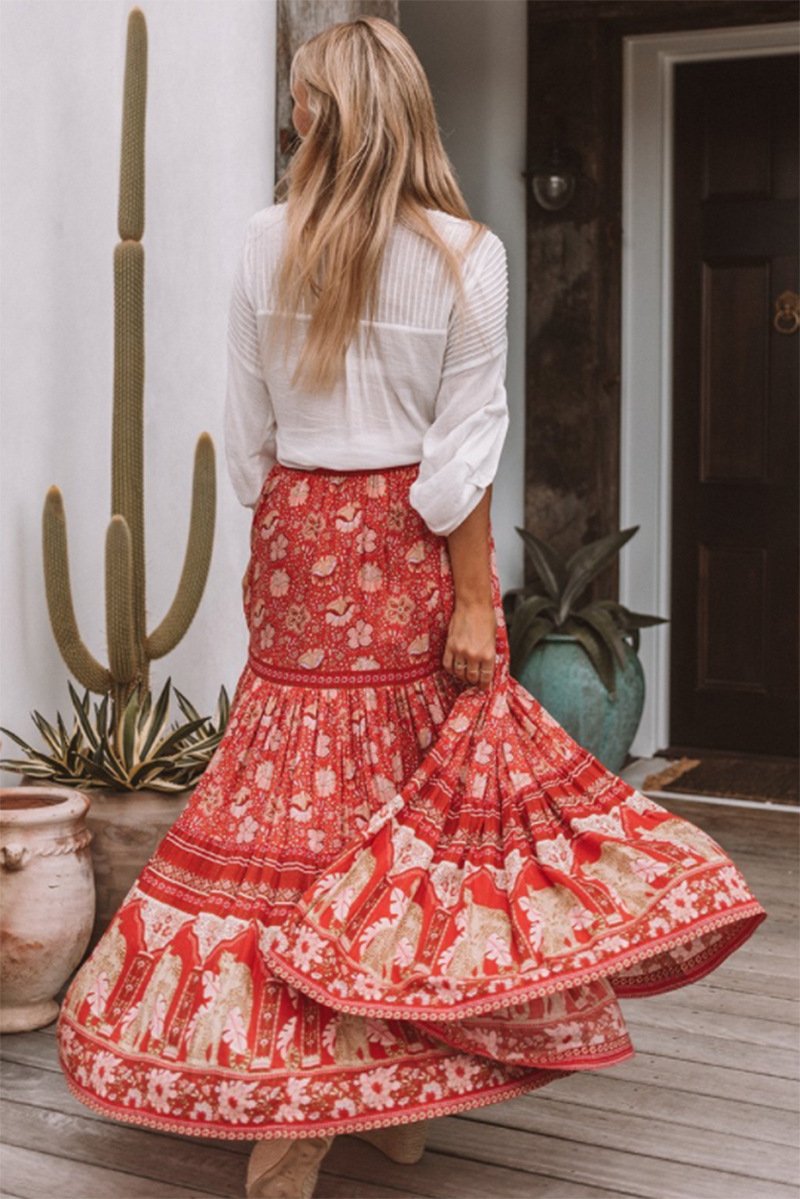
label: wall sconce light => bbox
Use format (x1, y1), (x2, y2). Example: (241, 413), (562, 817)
(529, 139), (582, 211)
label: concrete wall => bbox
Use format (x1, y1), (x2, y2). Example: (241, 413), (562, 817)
(0, 0), (277, 778)
(400, 0), (528, 595)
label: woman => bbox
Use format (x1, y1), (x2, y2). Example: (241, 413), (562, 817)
(56, 16), (767, 1199)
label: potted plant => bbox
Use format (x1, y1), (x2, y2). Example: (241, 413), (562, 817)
(0, 680), (229, 951)
(502, 525), (667, 772)
(0, 8), (223, 953)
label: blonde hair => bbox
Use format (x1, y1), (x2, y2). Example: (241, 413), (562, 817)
(268, 15), (486, 393)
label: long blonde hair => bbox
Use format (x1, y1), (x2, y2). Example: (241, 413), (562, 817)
(268, 15), (486, 393)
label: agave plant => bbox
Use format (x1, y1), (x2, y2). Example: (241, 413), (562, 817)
(0, 677), (229, 793)
(503, 524), (667, 695)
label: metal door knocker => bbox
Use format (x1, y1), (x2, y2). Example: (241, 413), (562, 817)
(773, 290), (800, 335)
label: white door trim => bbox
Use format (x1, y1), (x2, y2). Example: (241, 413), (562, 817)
(620, 21), (800, 757)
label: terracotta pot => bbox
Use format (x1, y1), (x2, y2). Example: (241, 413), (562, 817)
(79, 786), (194, 950)
(0, 785), (95, 1032)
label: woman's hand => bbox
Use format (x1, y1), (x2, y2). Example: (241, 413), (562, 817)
(242, 565), (249, 602)
(443, 599), (497, 691)
(440, 487), (497, 691)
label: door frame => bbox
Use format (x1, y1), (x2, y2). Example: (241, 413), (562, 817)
(620, 20), (799, 757)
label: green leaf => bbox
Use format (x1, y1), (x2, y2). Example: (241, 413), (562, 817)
(139, 680), (172, 760)
(576, 604), (630, 670)
(565, 617), (617, 695)
(173, 685), (201, 723)
(510, 615), (555, 677)
(155, 717), (210, 759)
(0, 756), (48, 774)
(593, 599), (667, 629)
(30, 710), (64, 754)
(67, 681), (101, 749)
(513, 527), (566, 601)
(0, 725), (42, 755)
(559, 526), (639, 618)
(129, 756), (183, 787)
(508, 595), (556, 660)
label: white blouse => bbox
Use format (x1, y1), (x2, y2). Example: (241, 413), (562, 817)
(224, 202), (509, 536)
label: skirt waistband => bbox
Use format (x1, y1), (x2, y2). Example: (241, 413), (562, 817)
(272, 460), (422, 477)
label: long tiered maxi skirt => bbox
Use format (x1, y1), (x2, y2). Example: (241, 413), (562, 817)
(56, 461), (768, 1140)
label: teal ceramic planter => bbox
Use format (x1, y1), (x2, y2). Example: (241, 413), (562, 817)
(516, 633), (645, 774)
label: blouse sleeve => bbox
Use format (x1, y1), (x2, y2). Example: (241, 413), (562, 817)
(407, 229), (510, 537)
(223, 218), (278, 509)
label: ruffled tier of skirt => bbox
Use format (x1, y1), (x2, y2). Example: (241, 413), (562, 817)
(55, 461), (767, 1139)
(56, 660), (765, 1139)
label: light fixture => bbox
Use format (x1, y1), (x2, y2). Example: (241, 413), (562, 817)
(529, 139), (582, 212)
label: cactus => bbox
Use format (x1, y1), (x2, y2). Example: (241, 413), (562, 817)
(41, 6), (215, 719)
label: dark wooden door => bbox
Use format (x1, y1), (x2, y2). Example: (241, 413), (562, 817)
(670, 54), (799, 755)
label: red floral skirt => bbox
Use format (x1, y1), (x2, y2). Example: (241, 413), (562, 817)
(56, 461), (767, 1141)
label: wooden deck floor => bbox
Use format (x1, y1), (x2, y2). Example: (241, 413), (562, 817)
(1, 795), (797, 1199)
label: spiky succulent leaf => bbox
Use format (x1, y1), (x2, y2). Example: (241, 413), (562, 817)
(139, 676), (173, 759)
(563, 525), (639, 587)
(173, 686), (201, 723)
(508, 594), (557, 652)
(0, 677), (228, 791)
(575, 604), (630, 670)
(67, 682), (101, 749)
(31, 709), (63, 755)
(0, 725), (45, 754)
(559, 526), (639, 618)
(563, 616), (617, 695)
(513, 527), (566, 601)
(509, 615), (557, 677)
(593, 598), (667, 630)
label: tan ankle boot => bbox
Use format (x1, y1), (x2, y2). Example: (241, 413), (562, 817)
(246, 1134), (334, 1198)
(352, 1120), (428, 1164)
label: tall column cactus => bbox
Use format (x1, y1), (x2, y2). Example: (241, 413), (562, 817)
(42, 7), (216, 717)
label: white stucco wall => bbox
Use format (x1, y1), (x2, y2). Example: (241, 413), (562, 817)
(0, 0), (527, 778)
(400, 0), (528, 595)
(0, 0), (276, 778)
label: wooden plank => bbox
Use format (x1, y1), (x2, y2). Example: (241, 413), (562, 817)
(497, 1074), (800, 1146)
(0, 1143), (225, 1199)
(323, 1135), (624, 1199)
(702, 943), (799, 982)
(0, 1031), (67, 1073)
(0, 1099), (244, 1197)
(696, 963), (799, 1001)
(2, 1058), (429, 1199)
(453, 1094), (797, 1183)
(302, 1170), (430, 1199)
(618, 998), (798, 1052)
(608, 1050), (798, 1109)
(323, 1131), (623, 1199)
(424, 1117), (799, 1199)
(643, 980), (797, 1024)
(730, 920), (798, 955)
(0, 1096), (620, 1199)
(625, 1023), (797, 1079)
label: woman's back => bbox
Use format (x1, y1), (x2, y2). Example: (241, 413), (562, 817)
(225, 201), (510, 537)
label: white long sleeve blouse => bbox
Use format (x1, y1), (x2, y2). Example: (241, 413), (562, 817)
(224, 202), (509, 537)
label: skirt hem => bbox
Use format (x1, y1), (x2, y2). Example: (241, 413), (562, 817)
(59, 1057), (575, 1142)
(262, 900), (767, 1022)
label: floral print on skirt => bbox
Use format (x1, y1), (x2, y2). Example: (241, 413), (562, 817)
(56, 460), (767, 1141)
